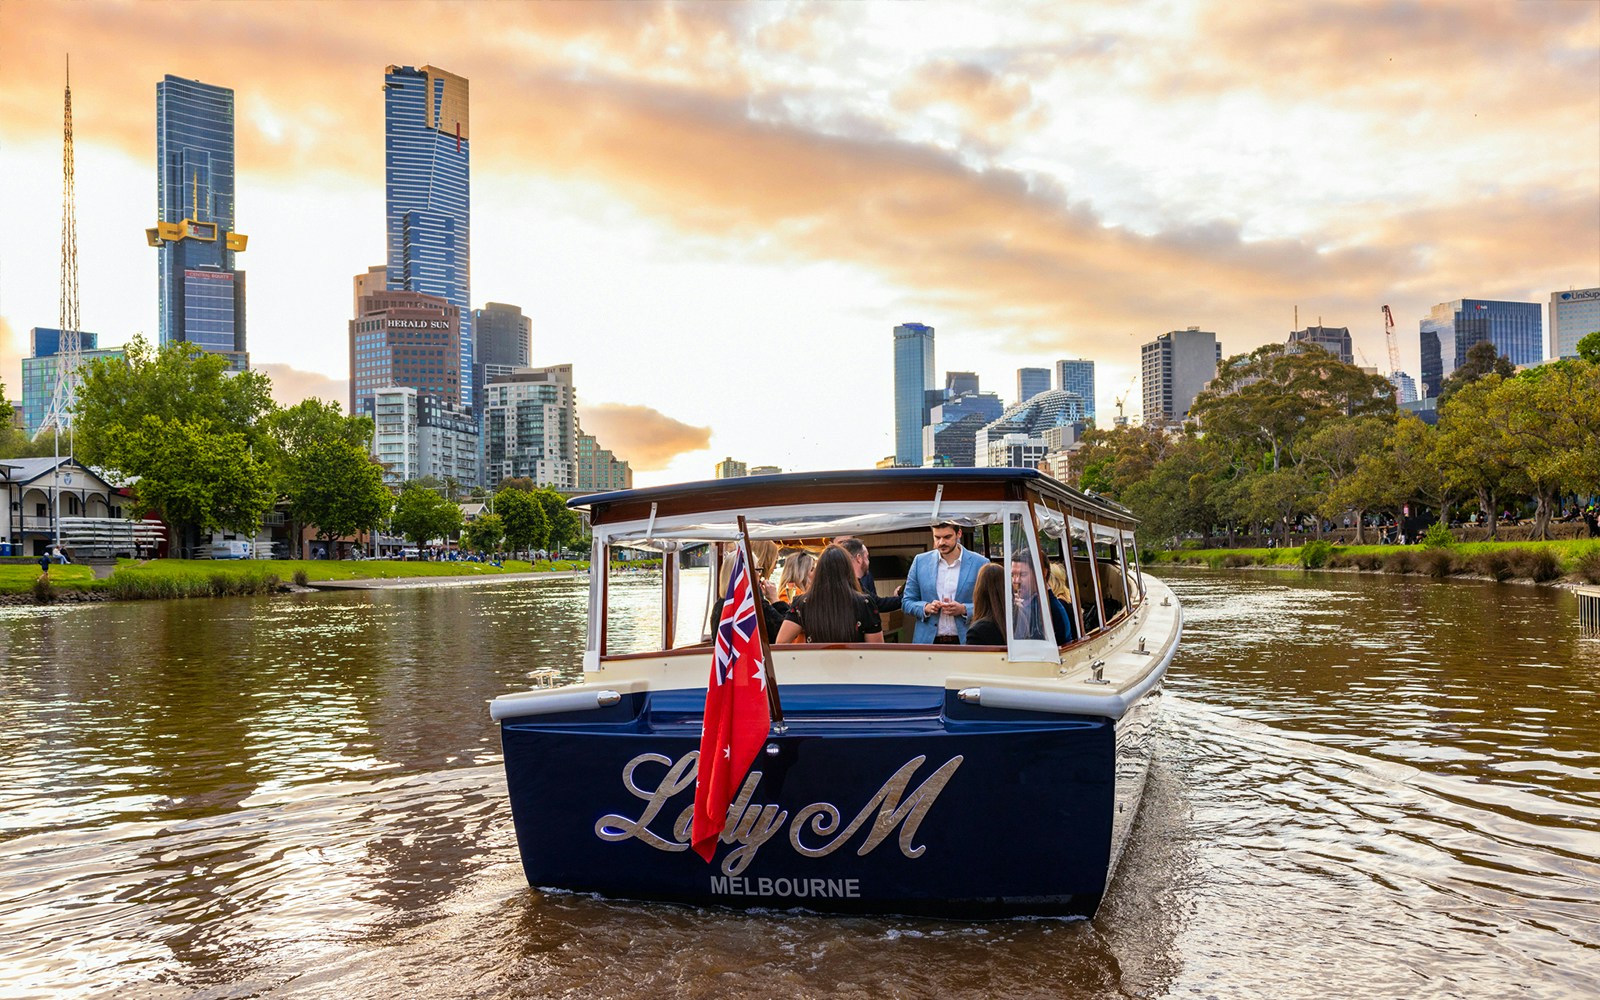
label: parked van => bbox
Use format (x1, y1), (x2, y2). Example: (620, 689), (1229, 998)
(210, 540), (253, 560)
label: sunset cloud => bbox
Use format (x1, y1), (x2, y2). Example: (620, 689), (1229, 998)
(256, 363), (350, 411)
(578, 402), (712, 472)
(0, 0), (1594, 479)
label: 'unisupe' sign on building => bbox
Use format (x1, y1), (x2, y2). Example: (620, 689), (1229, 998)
(595, 751), (965, 878)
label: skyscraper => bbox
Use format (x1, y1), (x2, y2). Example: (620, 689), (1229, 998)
(349, 289), (463, 415)
(385, 65), (472, 409)
(1286, 325), (1353, 366)
(146, 75), (248, 369)
(1419, 299), (1542, 398)
(1054, 359), (1095, 420)
(472, 302), (532, 414)
(22, 328), (123, 437)
(1141, 327), (1220, 425)
(893, 323), (935, 467)
(1549, 287), (1600, 360)
(1016, 367), (1050, 405)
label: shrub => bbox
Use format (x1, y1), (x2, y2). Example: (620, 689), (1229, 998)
(1576, 547), (1600, 585)
(1222, 554), (1254, 568)
(1505, 547), (1562, 583)
(1420, 522), (1455, 549)
(293, 569), (309, 587)
(1469, 550), (1514, 581)
(32, 574), (57, 603)
(1418, 549), (1458, 578)
(1383, 551), (1417, 574)
(1300, 540), (1334, 569)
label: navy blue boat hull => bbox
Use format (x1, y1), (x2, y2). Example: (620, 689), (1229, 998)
(500, 683), (1156, 918)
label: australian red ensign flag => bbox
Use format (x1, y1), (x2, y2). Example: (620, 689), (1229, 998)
(691, 544), (771, 862)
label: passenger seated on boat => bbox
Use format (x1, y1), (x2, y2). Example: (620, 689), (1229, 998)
(963, 563), (1007, 646)
(773, 546), (884, 644)
(710, 540), (788, 636)
(776, 550), (815, 605)
(1008, 556), (1048, 641)
(1040, 550), (1073, 643)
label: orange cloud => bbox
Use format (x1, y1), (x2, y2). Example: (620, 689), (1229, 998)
(579, 402), (711, 472)
(0, 317), (23, 402)
(256, 363), (349, 410)
(893, 59), (1040, 145)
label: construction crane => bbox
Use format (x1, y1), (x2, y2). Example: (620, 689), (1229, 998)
(1381, 305), (1400, 374)
(1113, 372), (1138, 426)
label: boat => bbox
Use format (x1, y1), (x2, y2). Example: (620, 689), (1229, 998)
(490, 467), (1180, 918)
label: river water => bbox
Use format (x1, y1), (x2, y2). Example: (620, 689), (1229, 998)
(0, 568), (1596, 999)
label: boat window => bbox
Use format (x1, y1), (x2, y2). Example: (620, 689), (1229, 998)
(1033, 501), (1085, 643)
(1003, 511), (1059, 663)
(1068, 515), (1110, 634)
(1122, 528), (1145, 604)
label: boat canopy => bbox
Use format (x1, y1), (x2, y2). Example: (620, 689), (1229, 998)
(572, 469), (1141, 670)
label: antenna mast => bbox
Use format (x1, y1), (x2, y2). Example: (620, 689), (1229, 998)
(42, 55), (82, 441)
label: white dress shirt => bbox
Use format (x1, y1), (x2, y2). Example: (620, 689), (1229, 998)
(934, 546), (963, 636)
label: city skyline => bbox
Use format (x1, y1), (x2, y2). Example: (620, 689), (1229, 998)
(1, 2), (1596, 487)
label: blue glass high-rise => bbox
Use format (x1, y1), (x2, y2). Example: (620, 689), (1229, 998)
(893, 323), (935, 467)
(146, 75), (248, 369)
(1418, 299), (1542, 398)
(385, 65), (473, 410)
(1055, 359), (1096, 420)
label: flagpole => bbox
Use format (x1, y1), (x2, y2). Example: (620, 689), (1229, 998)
(736, 515), (784, 728)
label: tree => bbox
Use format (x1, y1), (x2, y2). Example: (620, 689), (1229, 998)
(75, 336), (274, 468)
(119, 415), (276, 545)
(1303, 415), (1392, 539)
(73, 337), (277, 554)
(287, 438), (392, 553)
(1190, 345), (1396, 472)
(391, 481), (463, 548)
(1578, 331), (1600, 364)
(1435, 376), (1520, 539)
(1491, 361), (1600, 539)
(534, 486), (581, 552)
(1437, 341), (1515, 407)
(263, 399), (377, 557)
(497, 487), (549, 556)
(462, 512), (504, 554)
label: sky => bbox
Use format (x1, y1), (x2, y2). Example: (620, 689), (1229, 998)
(1, 0), (1597, 487)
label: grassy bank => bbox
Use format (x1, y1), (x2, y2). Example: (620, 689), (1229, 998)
(1151, 538), (1600, 584)
(1, 557), (591, 600)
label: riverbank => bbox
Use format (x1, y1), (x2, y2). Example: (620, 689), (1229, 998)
(0, 557), (591, 604)
(1151, 538), (1600, 585)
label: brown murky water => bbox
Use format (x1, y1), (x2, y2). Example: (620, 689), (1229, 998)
(0, 568), (1596, 999)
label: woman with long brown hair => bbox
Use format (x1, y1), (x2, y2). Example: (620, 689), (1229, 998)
(773, 545), (883, 644)
(963, 562), (1008, 646)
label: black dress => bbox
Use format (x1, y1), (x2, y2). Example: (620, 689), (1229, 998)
(965, 617), (1004, 646)
(784, 592), (882, 643)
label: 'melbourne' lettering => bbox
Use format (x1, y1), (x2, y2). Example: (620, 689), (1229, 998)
(710, 875), (862, 898)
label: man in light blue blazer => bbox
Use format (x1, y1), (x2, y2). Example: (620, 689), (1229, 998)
(901, 523), (989, 644)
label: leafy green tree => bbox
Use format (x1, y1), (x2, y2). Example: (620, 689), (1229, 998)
(1491, 361), (1600, 539)
(1435, 376), (1520, 539)
(72, 337), (276, 554)
(75, 336), (274, 467)
(119, 415), (276, 548)
(1190, 345), (1396, 472)
(1437, 341), (1515, 406)
(534, 486), (581, 552)
(391, 481), (464, 548)
(263, 399), (377, 557)
(497, 476), (535, 493)
(1577, 331), (1600, 364)
(496, 487), (549, 556)
(1244, 467), (1316, 546)
(1303, 415), (1392, 536)
(462, 512), (504, 554)
(288, 438), (392, 554)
